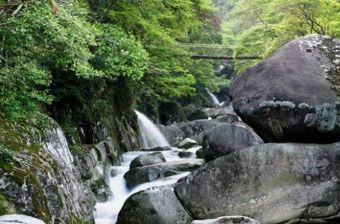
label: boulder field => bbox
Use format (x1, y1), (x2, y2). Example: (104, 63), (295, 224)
(118, 35), (340, 224)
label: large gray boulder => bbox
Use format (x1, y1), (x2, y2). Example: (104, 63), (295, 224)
(124, 160), (204, 187)
(192, 216), (261, 224)
(202, 124), (263, 161)
(230, 35), (340, 143)
(117, 186), (192, 224)
(130, 152), (166, 169)
(175, 143), (340, 224)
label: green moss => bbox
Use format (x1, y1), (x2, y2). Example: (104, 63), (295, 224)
(90, 178), (106, 195)
(0, 193), (11, 215)
(66, 216), (92, 224)
(28, 172), (52, 222)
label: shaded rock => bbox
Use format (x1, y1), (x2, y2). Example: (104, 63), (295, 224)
(130, 152), (166, 169)
(160, 119), (221, 146)
(188, 110), (209, 121)
(175, 143), (340, 224)
(214, 114), (239, 123)
(124, 160), (204, 187)
(203, 104), (236, 119)
(202, 124), (263, 161)
(192, 216), (261, 224)
(158, 125), (186, 146)
(196, 148), (205, 159)
(141, 146), (172, 152)
(177, 138), (199, 149)
(74, 138), (115, 202)
(178, 151), (194, 158)
(230, 35), (340, 143)
(117, 186), (192, 224)
(0, 214), (46, 224)
(175, 120), (221, 144)
(159, 102), (186, 125)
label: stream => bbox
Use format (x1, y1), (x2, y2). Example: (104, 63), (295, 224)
(93, 111), (201, 224)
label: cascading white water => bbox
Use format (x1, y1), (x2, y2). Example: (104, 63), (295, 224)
(205, 88), (220, 106)
(93, 111), (199, 224)
(134, 110), (169, 148)
(93, 150), (195, 224)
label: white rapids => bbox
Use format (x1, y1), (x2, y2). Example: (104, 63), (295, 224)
(94, 110), (199, 224)
(93, 149), (199, 224)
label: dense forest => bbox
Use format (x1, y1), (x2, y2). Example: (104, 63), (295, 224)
(2, 0), (340, 122)
(0, 0), (225, 122)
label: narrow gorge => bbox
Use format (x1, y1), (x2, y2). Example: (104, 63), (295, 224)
(2, 1), (340, 224)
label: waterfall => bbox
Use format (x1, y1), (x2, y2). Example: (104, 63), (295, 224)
(206, 88), (221, 106)
(134, 110), (169, 148)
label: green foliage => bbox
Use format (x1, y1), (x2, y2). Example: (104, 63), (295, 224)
(0, 1), (149, 120)
(0, 144), (14, 162)
(0, 193), (12, 215)
(96, 0), (224, 104)
(0, 0), (226, 121)
(0, 61), (52, 120)
(92, 24), (148, 81)
(223, 0), (340, 73)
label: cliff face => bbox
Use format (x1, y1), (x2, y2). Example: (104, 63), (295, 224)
(50, 74), (141, 155)
(0, 76), (142, 223)
(0, 121), (94, 223)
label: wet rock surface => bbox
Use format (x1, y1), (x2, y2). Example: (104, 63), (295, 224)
(175, 142), (340, 224)
(202, 124), (263, 161)
(177, 138), (199, 149)
(130, 152), (166, 169)
(124, 160), (204, 187)
(117, 186), (192, 224)
(230, 35), (340, 143)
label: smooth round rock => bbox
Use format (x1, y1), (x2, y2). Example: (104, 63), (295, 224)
(130, 152), (166, 169)
(202, 124), (263, 161)
(117, 186), (192, 224)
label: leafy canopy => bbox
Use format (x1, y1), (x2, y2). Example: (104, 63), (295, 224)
(0, 0), (148, 120)
(223, 0), (340, 72)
